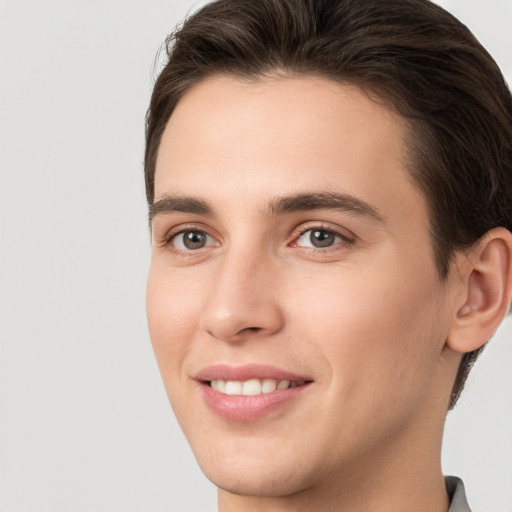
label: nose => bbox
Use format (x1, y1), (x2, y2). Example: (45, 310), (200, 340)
(199, 247), (284, 343)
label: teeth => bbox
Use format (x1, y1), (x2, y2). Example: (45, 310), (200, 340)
(225, 381), (242, 395)
(261, 378), (277, 393)
(277, 379), (290, 390)
(242, 379), (261, 395)
(209, 378), (303, 395)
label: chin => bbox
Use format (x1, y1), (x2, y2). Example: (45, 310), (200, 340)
(202, 462), (313, 498)
(192, 436), (329, 499)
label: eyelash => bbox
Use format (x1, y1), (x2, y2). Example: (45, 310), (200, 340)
(161, 224), (217, 256)
(291, 224), (354, 251)
(161, 223), (354, 256)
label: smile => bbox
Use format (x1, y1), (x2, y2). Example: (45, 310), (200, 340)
(209, 378), (307, 395)
(196, 365), (313, 421)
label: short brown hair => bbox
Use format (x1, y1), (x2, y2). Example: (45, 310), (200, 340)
(144, 0), (512, 408)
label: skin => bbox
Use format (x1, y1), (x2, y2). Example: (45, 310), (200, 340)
(146, 75), (479, 511)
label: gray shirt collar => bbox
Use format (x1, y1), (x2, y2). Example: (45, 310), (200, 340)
(446, 476), (472, 512)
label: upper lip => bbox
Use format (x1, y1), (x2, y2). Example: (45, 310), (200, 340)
(195, 364), (313, 383)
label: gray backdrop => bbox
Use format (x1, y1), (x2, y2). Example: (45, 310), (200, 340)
(1, 1), (511, 511)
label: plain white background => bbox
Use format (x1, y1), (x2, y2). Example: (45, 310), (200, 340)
(1, 1), (511, 511)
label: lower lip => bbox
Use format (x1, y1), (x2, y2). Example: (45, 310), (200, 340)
(200, 383), (311, 421)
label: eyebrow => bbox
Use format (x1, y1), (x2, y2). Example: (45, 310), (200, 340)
(149, 191), (384, 224)
(149, 195), (214, 224)
(268, 192), (385, 222)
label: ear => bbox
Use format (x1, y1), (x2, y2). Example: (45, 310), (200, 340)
(447, 227), (512, 353)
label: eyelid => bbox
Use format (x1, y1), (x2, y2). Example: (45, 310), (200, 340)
(289, 222), (356, 247)
(172, 230), (216, 250)
(157, 222), (219, 248)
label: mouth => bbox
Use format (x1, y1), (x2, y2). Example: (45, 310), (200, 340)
(195, 364), (313, 421)
(206, 378), (309, 395)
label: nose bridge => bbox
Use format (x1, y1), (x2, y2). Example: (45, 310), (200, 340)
(200, 241), (283, 341)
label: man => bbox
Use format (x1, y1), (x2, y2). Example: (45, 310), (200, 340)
(144, 0), (512, 510)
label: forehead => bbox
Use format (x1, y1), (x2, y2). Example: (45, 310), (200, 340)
(156, 75), (408, 185)
(154, 75), (426, 232)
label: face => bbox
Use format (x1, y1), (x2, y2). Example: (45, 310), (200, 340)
(146, 75), (454, 499)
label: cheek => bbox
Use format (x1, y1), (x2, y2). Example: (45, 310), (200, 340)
(146, 265), (200, 376)
(289, 261), (446, 404)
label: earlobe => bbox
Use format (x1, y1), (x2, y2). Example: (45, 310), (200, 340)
(447, 227), (512, 353)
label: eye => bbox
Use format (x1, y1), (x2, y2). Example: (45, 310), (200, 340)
(170, 230), (215, 250)
(295, 228), (345, 249)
